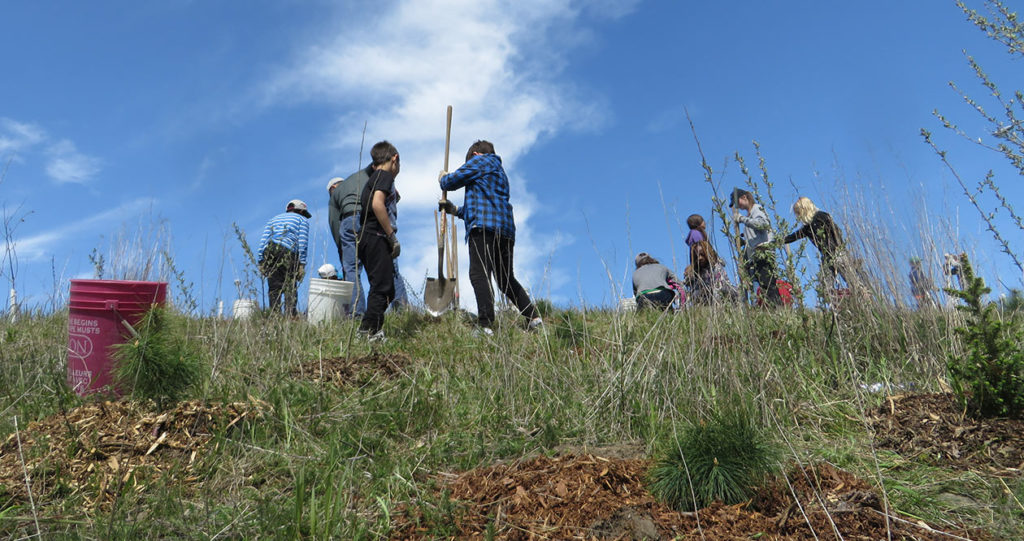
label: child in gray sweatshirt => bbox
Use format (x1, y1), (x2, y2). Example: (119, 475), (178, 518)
(632, 252), (679, 310)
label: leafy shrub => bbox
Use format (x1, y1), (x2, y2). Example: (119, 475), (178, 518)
(945, 258), (1024, 418)
(112, 306), (204, 409)
(648, 403), (777, 511)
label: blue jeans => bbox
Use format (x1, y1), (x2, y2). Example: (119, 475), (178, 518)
(340, 214), (366, 316)
(391, 260), (409, 310)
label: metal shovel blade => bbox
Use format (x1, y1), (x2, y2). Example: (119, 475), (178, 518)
(424, 277), (457, 316)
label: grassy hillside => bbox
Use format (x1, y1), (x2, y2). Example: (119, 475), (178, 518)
(1, 304), (1021, 539)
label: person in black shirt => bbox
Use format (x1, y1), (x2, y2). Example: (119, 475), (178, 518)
(356, 141), (402, 340)
(783, 196), (864, 299)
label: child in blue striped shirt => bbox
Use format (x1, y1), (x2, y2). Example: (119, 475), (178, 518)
(258, 199), (311, 316)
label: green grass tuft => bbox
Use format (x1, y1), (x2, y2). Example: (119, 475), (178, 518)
(648, 401), (778, 512)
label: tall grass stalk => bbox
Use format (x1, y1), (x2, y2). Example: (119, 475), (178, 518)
(90, 211), (172, 282)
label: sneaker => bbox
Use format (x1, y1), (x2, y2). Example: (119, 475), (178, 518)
(357, 328), (386, 343)
(527, 317), (544, 332)
(473, 326), (494, 338)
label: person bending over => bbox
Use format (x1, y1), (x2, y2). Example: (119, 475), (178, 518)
(258, 199), (311, 316)
(783, 196), (864, 299)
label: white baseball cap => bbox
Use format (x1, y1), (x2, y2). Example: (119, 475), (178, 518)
(327, 177), (344, 191)
(317, 263), (337, 279)
(287, 199), (312, 218)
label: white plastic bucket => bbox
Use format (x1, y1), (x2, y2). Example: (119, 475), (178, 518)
(232, 299), (259, 320)
(308, 279), (353, 325)
(619, 297), (637, 312)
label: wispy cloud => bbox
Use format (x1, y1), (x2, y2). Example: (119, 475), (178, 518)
(263, 0), (636, 310)
(264, 0), (626, 204)
(0, 118), (102, 183)
(0, 118), (46, 156)
(45, 139), (102, 184)
(14, 198), (155, 262)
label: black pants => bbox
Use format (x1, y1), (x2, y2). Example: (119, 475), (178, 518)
(468, 228), (538, 328)
(638, 288), (675, 310)
(357, 233), (394, 333)
(821, 250), (868, 297)
(745, 247), (781, 306)
(261, 243), (301, 316)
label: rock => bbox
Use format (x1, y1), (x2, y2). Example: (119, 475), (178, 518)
(590, 506), (660, 540)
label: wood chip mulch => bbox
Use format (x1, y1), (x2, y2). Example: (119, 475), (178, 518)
(0, 398), (265, 508)
(868, 392), (1024, 474)
(292, 352), (411, 386)
(392, 453), (979, 540)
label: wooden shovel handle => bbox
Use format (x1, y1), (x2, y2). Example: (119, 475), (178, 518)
(444, 105), (451, 173)
(441, 105), (452, 205)
(439, 106), (453, 278)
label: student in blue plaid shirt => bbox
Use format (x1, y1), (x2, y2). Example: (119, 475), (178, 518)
(439, 140), (542, 334)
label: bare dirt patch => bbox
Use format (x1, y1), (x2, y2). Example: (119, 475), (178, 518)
(868, 392), (1024, 473)
(0, 399), (264, 508)
(393, 453), (979, 540)
(292, 352), (412, 386)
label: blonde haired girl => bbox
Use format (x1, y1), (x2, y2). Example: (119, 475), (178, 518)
(783, 196), (863, 297)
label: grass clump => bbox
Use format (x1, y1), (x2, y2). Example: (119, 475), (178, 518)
(553, 309), (589, 349)
(112, 305), (204, 409)
(945, 257), (1024, 418)
(648, 402), (778, 512)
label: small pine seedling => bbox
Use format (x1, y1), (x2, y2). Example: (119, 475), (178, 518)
(945, 257), (1024, 418)
(648, 405), (777, 511)
(112, 305), (203, 410)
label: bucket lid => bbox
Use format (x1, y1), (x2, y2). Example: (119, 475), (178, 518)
(70, 279), (168, 304)
(71, 279), (168, 287)
(309, 280), (353, 295)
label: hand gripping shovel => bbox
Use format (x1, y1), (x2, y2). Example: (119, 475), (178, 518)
(425, 105), (457, 316)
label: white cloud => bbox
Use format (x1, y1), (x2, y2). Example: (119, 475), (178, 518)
(45, 139), (102, 184)
(0, 118), (102, 184)
(264, 0), (636, 310)
(0, 118), (46, 156)
(14, 198), (155, 262)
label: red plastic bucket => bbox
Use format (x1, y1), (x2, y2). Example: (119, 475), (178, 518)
(67, 279), (168, 396)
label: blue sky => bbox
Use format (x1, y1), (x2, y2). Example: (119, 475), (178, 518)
(2, 1), (1022, 314)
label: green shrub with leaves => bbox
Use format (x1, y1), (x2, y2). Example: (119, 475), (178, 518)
(112, 305), (204, 409)
(648, 402), (777, 512)
(945, 258), (1024, 418)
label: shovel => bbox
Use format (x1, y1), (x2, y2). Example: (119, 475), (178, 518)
(425, 105), (457, 315)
